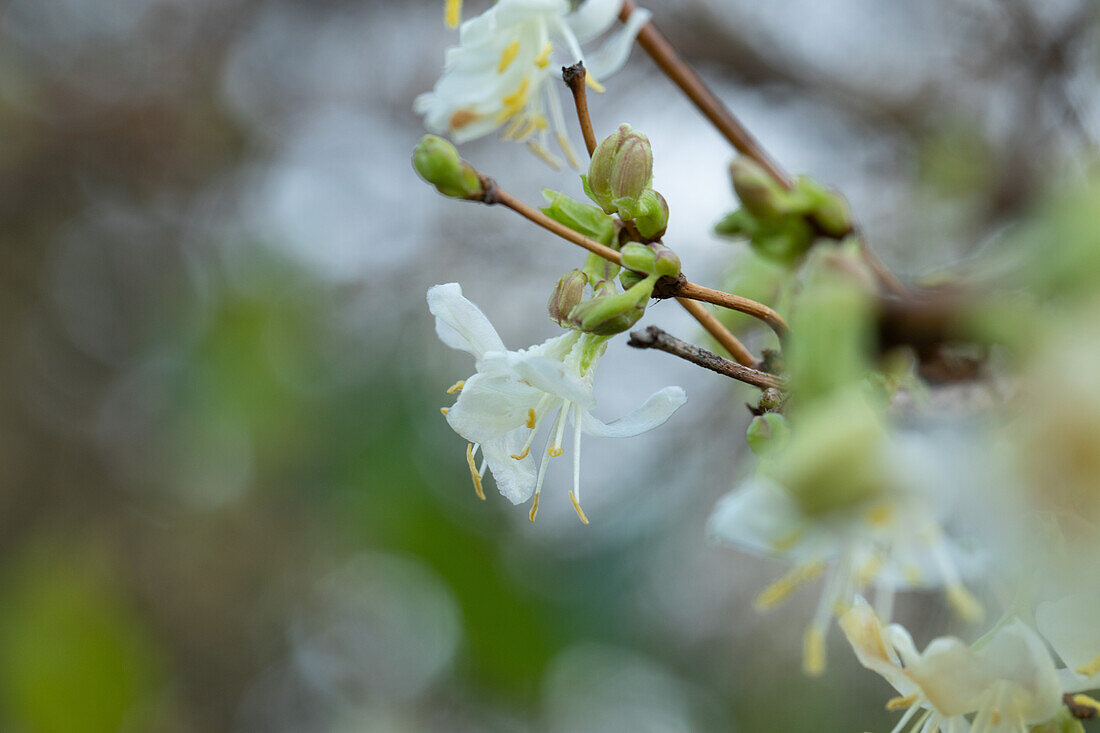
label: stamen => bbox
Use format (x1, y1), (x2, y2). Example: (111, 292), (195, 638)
(498, 41), (520, 73)
(466, 443), (485, 501)
(446, 380), (465, 394)
(529, 426), (557, 521)
(440, 407), (449, 416)
(888, 702), (922, 733)
(946, 584), (984, 624)
(865, 503), (893, 527)
(585, 72), (605, 93)
(526, 408), (537, 429)
(886, 694), (919, 712)
(802, 626), (826, 677)
(529, 492), (540, 522)
(526, 141), (563, 169)
(556, 132), (582, 170)
(569, 491), (589, 524)
(857, 553), (885, 589)
(444, 0), (462, 28)
(510, 446), (531, 460)
(534, 42), (553, 68)
(754, 562), (826, 611)
(1077, 653), (1100, 678)
(496, 77), (532, 123)
(1070, 694), (1100, 716)
(547, 401), (569, 457)
(548, 448), (564, 458)
(770, 527), (804, 552)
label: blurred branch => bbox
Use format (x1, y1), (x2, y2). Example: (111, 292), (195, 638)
(628, 325), (786, 390)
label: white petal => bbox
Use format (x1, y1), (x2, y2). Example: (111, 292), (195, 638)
(564, 0), (621, 44)
(1037, 591), (1100, 683)
(706, 479), (817, 559)
(904, 636), (991, 716)
(838, 598), (915, 696)
(976, 622), (1062, 723)
(582, 6), (650, 80)
(500, 352), (595, 407)
(580, 385), (685, 438)
(427, 283), (506, 358)
(482, 431), (537, 503)
(446, 372), (542, 443)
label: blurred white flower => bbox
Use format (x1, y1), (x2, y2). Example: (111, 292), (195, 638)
(707, 409), (982, 676)
(1036, 592), (1100, 693)
(428, 282), (685, 522)
(840, 597), (1072, 733)
(416, 0), (651, 167)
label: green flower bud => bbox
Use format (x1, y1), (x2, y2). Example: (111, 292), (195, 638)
(548, 269), (588, 328)
(746, 413), (791, 457)
(619, 269), (647, 290)
(730, 157), (790, 219)
(541, 189), (617, 247)
(586, 124), (653, 214)
(569, 275), (656, 335)
(714, 208), (758, 239)
(757, 387), (784, 412)
(633, 190), (670, 240)
(412, 135), (483, 200)
(790, 176), (852, 238)
(621, 242), (681, 279)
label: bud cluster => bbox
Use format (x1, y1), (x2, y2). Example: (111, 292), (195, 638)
(583, 124), (669, 240)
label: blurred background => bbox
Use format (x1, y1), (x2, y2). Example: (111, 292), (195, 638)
(1, 0), (1097, 730)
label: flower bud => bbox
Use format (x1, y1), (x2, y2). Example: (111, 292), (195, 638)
(746, 413), (791, 457)
(730, 156), (789, 219)
(541, 189), (617, 247)
(634, 190), (669, 240)
(792, 176), (852, 238)
(568, 275), (656, 335)
(619, 269), (647, 290)
(621, 242), (681, 279)
(585, 124), (653, 215)
(412, 135), (483, 200)
(548, 269), (588, 328)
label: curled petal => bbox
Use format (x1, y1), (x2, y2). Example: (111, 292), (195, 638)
(580, 385), (685, 438)
(565, 0), (622, 44)
(482, 431), (538, 503)
(582, 6), (650, 80)
(447, 372), (542, 443)
(1037, 592), (1100, 690)
(428, 283), (506, 358)
(489, 351), (595, 407)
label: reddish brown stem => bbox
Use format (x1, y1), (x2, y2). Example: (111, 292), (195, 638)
(562, 63), (598, 156)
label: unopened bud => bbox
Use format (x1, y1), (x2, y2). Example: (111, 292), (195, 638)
(634, 190), (670, 240)
(730, 157), (789, 219)
(619, 269), (647, 290)
(548, 270), (588, 328)
(746, 413), (791, 457)
(541, 189), (617, 247)
(621, 242), (681, 279)
(585, 124), (653, 214)
(569, 275), (656, 335)
(413, 135), (483, 200)
(793, 176), (852, 237)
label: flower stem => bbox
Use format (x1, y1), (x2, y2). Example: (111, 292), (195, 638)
(675, 296), (756, 366)
(562, 63), (598, 156)
(628, 325), (785, 390)
(674, 280), (789, 341)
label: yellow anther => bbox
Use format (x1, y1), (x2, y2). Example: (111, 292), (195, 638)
(525, 141), (563, 169)
(556, 132), (581, 170)
(990, 711), (1001, 725)
(534, 42), (553, 68)
(569, 491), (590, 524)
(440, 407), (450, 416)
(1077, 653), (1100, 678)
(445, 0), (462, 28)
(510, 446), (530, 460)
(803, 627), (826, 677)
(548, 447), (564, 458)
(754, 562), (826, 611)
(865, 504), (893, 527)
(904, 565), (923, 585)
(1070, 694), (1100, 716)
(466, 443), (485, 501)
(856, 555), (884, 588)
(529, 493), (540, 522)
(446, 380), (465, 394)
(886, 694), (919, 712)
(526, 408), (537, 429)
(585, 72), (605, 93)
(770, 528), (804, 552)
(946, 585), (984, 624)
(450, 108), (480, 131)
(496, 77), (531, 123)
(498, 41), (521, 73)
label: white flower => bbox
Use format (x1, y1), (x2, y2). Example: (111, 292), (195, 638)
(428, 282), (685, 522)
(1037, 592), (1100, 694)
(706, 429), (982, 676)
(840, 598), (1067, 733)
(416, 0), (652, 167)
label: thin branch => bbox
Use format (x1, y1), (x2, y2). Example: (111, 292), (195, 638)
(628, 326), (786, 390)
(675, 296), (756, 366)
(671, 280), (789, 341)
(619, 0), (791, 188)
(562, 63), (598, 156)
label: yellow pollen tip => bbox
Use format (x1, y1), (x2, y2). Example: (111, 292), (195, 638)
(770, 528), (804, 552)
(990, 711), (1001, 725)
(466, 443), (485, 501)
(526, 408), (537, 429)
(510, 446), (531, 460)
(1076, 653), (1100, 678)
(445, 0), (462, 28)
(865, 504), (893, 527)
(534, 42), (553, 68)
(498, 41), (520, 73)
(569, 491), (590, 524)
(529, 493), (540, 522)
(440, 407), (449, 416)
(946, 585), (984, 624)
(886, 694), (919, 712)
(585, 73), (605, 93)
(753, 562), (826, 612)
(1070, 694), (1100, 715)
(803, 627), (826, 677)
(526, 141), (563, 169)
(446, 380), (465, 394)
(496, 77), (531, 124)
(548, 447), (564, 458)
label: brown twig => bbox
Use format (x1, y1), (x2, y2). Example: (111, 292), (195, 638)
(671, 280), (789, 341)
(675, 296), (756, 366)
(562, 63), (598, 156)
(628, 326), (785, 390)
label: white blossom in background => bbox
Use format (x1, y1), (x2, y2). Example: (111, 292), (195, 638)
(417, 0), (651, 167)
(428, 283), (685, 523)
